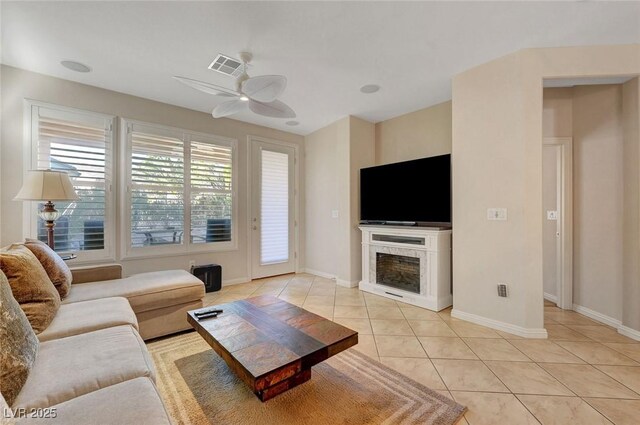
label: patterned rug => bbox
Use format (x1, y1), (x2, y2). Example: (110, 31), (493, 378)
(148, 332), (465, 425)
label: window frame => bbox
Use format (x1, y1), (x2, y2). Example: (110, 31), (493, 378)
(23, 100), (117, 264)
(120, 118), (238, 259)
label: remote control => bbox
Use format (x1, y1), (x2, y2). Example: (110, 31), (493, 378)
(196, 312), (218, 320)
(194, 308), (223, 316)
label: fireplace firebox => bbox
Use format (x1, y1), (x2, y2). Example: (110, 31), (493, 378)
(376, 253), (420, 294)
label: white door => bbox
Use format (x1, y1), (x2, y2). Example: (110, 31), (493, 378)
(251, 141), (296, 279)
(543, 138), (573, 310)
(543, 145), (560, 305)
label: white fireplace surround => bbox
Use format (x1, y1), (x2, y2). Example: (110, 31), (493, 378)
(359, 225), (452, 311)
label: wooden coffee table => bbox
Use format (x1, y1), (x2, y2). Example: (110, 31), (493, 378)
(187, 295), (358, 401)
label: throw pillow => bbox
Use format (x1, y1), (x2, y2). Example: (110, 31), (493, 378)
(0, 245), (61, 333)
(0, 270), (39, 407)
(24, 239), (72, 299)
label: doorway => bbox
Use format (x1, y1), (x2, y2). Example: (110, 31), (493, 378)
(542, 137), (573, 310)
(250, 138), (297, 279)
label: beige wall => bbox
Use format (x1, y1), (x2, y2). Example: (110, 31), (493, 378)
(572, 85), (624, 320)
(452, 44), (640, 335)
(543, 86), (626, 322)
(375, 101), (452, 165)
(304, 117), (348, 278)
(622, 77), (640, 332)
(452, 51), (539, 331)
(543, 88), (573, 137)
(305, 99), (450, 284)
(0, 65), (305, 282)
(349, 117), (376, 282)
(303, 116), (374, 285)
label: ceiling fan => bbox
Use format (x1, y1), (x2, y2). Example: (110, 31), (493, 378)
(173, 52), (295, 119)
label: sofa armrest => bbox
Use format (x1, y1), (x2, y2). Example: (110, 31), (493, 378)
(71, 264), (123, 284)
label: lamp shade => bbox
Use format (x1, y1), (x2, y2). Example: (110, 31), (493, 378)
(14, 170), (79, 201)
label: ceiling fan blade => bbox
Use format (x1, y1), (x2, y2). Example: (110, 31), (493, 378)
(241, 75), (287, 103)
(248, 99), (296, 118)
(212, 99), (248, 118)
(173, 76), (238, 97)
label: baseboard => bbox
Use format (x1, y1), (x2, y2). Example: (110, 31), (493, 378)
(222, 277), (250, 286)
(572, 304), (622, 328)
(570, 304), (639, 341)
(543, 292), (558, 303)
(617, 325), (640, 342)
(451, 309), (548, 339)
(336, 279), (359, 288)
(302, 268), (337, 281)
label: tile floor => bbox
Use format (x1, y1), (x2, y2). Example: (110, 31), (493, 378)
(202, 273), (640, 425)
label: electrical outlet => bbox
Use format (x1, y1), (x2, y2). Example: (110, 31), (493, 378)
(497, 283), (508, 297)
(487, 208), (507, 221)
(189, 260), (196, 269)
(547, 210), (558, 220)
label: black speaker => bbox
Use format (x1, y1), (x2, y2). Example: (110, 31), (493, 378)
(191, 264), (222, 293)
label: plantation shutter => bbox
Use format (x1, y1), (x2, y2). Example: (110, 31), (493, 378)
(130, 128), (185, 247)
(190, 140), (233, 244)
(35, 107), (112, 252)
(260, 149), (289, 264)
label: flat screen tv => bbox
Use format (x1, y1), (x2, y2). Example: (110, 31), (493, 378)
(360, 154), (451, 224)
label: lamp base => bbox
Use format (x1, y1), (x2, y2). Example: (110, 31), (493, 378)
(39, 201), (59, 250)
(44, 220), (55, 250)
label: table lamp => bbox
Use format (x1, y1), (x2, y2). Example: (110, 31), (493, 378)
(14, 170), (79, 249)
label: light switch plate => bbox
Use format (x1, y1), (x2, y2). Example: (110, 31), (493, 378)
(331, 210), (339, 219)
(547, 210), (558, 220)
(487, 208), (507, 221)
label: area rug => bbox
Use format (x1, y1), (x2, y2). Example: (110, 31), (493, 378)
(147, 332), (465, 425)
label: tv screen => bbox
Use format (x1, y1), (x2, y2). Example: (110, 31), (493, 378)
(360, 154), (451, 224)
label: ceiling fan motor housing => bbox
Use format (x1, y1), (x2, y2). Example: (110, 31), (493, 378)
(236, 72), (250, 91)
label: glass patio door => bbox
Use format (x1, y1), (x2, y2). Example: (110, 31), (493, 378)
(251, 141), (295, 278)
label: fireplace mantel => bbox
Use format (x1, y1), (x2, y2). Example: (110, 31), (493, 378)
(359, 225), (452, 311)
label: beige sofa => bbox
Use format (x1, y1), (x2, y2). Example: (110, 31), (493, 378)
(63, 264), (205, 340)
(5, 266), (205, 424)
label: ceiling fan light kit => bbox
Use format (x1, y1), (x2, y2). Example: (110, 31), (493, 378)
(175, 51), (296, 120)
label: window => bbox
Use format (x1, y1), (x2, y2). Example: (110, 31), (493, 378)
(190, 140), (233, 244)
(29, 103), (115, 260)
(129, 129), (185, 248)
(123, 120), (236, 256)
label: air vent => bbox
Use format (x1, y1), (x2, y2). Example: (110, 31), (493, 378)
(208, 54), (244, 77)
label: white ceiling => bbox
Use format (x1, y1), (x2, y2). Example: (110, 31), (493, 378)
(2, 1), (640, 135)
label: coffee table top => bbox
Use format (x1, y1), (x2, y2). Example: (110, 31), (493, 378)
(187, 295), (358, 394)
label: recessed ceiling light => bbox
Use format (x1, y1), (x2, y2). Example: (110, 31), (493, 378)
(360, 84), (380, 94)
(60, 60), (92, 73)
(285, 121), (299, 126)
(239, 95), (249, 101)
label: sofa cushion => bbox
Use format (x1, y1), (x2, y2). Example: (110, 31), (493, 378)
(12, 325), (155, 410)
(24, 239), (72, 299)
(37, 297), (138, 342)
(15, 378), (172, 425)
(0, 271), (39, 407)
(0, 245), (61, 333)
(63, 270), (204, 313)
